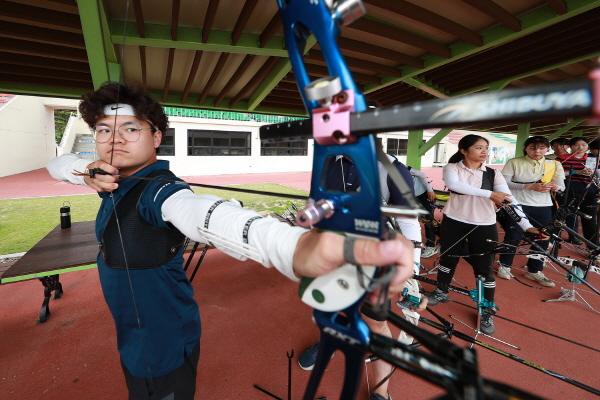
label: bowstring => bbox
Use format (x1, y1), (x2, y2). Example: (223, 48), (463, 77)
(101, 0), (143, 330)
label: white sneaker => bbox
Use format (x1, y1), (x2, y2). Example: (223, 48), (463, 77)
(524, 271), (556, 287)
(421, 245), (439, 258)
(497, 265), (512, 280)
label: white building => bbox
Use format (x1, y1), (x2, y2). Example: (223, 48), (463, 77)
(0, 95), (78, 177)
(0, 95), (516, 178)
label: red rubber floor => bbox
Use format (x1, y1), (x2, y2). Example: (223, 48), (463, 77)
(1, 248), (599, 399)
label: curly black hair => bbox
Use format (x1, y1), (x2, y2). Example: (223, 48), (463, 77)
(79, 82), (168, 133)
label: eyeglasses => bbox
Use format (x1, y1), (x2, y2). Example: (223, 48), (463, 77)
(93, 124), (156, 143)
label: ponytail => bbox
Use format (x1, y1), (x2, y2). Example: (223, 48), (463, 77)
(448, 151), (464, 163)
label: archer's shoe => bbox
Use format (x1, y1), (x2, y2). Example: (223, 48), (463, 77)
(421, 245), (440, 258)
(480, 310), (495, 335)
(496, 265), (512, 280)
(298, 343), (334, 371)
(427, 288), (449, 306)
(524, 271), (556, 287)
(298, 343), (319, 371)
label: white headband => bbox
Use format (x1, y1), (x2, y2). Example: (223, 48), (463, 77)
(103, 103), (136, 116)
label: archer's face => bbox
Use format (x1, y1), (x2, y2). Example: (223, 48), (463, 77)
(94, 115), (162, 176)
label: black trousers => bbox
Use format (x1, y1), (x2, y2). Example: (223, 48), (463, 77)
(437, 216), (497, 303)
(565, 181), (599, 247)
(499, 205), (552, 273)
(122, 344), (200, 400)
(416, 192), (437, 247)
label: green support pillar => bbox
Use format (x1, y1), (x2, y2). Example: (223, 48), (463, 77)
(108, 62), (121, 83)
(406, 129), (423, 169)
(78, 0), (119, 88)
(572, 130), (584, 137)
(515, 123), (530, 156)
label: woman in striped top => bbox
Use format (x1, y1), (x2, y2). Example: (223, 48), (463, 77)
(557, 137), (599, 247)
(427, 134), (538, 335)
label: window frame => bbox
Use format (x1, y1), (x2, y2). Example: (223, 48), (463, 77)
(187, 129), (251, 156)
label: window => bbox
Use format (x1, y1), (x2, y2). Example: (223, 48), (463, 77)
(434, 143), (446, 163)
(157, 128), (175, 156)
(387, 138), (408, 156)
(387, 138), (426, 157)
(187, 130), (251, 156)
(261, 138), (308, 156)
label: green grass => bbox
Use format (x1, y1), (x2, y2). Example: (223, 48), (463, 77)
(0, 184), (307, 255)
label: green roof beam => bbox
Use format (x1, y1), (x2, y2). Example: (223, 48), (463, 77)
(455, 50), (600, 96)
(547, 118), (584, 140)
(404, 77), (449, 99)
(365, 0), (600, 94)
(247, 36), (317, 111)
(419, 128), (453, 156)
(487, 79), (511, 91)
(0, 81), (86, 98)
(110, 21), (287, 57)
(571, 130), (584, 137)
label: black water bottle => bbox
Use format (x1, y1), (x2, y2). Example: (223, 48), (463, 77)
(60, 202), (71, 229)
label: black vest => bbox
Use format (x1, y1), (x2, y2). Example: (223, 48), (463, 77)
(101, 170), (185, 269)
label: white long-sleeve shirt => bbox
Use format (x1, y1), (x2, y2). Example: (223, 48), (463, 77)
(378, 155), (422, 241)
(410, 169), (434, 197)
(46, 154), (307, 281)
(443, 161), (532, 230)
(47, 153), (89, 185)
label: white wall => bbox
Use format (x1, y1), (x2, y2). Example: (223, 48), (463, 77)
(164, 117), (314, 176)
(59, 117), (93, 156)
(0, 96), (56, 177)
(0, 96), (80, 177)
(440, 130), (516, 165)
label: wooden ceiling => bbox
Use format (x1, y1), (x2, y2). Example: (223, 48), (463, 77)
(0, 0), (599, 136)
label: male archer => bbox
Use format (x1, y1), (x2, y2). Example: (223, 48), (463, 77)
(47, 82), (415, 400)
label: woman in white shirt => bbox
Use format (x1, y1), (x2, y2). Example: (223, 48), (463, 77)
(498, 136), (564, 287)
(428, 134), (538, 335)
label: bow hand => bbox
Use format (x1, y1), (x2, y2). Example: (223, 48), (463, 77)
(74, 161), (120, 192)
